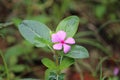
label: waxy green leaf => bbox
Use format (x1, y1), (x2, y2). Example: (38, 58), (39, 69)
(66, 45), (89, 59)
(45, 69), (56, 80)
(18, 20), (51, 47)
(59, 57), (74, 70)
(56, 16), (80, 37)
(41, 58), (56, 69)
(45, 69), (65, 80)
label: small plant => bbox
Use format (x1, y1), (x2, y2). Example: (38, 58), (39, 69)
(18, 16), (89, 80)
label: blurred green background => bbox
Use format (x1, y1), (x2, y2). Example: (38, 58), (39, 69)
(0, 0), (120, 80)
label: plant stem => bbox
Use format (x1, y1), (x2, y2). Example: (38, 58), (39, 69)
(100, 65), (103, 80)
(98, 19), (120, 32)
(0, 51), (10, 80)
(48, 45), (55, 55)
(48, 45), (61, 79)
(0, 22), (13, 29)
(47, 45), (59, 66)
(102, 76), (107, 80)
(60, 55), (63, 64)
(95, 57), (108, 77)
(56, 74), (59, 80)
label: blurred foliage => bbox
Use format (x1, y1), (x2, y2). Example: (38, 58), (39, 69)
(0, 0), (120, 80)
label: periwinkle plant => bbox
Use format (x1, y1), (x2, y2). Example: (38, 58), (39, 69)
(18, 16), (89, 80)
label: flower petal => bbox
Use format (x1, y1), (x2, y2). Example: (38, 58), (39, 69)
(52, 34), (60, 43)
(63, 44), (71, 53)
(56, 30), (66, 40)
(53, 43), (62, 50)
(114, 67), (119, 76)
(65, 37), (75, 44)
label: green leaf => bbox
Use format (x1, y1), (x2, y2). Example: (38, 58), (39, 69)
(66, 45), (89, 59)
(18, 20), (51, 47)
(35, 37), (52, 46)
(41, 58), (56, 69)
(8, 56), (18, 66)
(45, 69), (56, 80)
(5, 41), (33, 65)
(76, 38), (111, 55)
(10, 65), (25, 72)
(0, 65), (4, 71)
(74, 31), (94, 38)
(112, 77), (119, 80)
(12, 18), (22, 27)
(56, 16), (80, 37)
(59, 57), (74, 70)
(0, 77), (3, 80)
(95, 5), (106, 19)
(5, 45), (24, 65)
(45, 69), (65, 80)
(45, 69), (51, 80)
(58, 73), (65, 80)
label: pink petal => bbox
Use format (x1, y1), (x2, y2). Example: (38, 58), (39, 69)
(114, 67), (119, 76)
(65, 37), (75, 44)
(63, 44), (71, 53)
(52, 34), (60, 43)
(53, 43), (62, 50)
(56, 30), (66, 41)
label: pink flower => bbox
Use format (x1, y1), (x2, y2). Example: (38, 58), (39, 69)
(51, 30), (75, 53)
(113, 67), (119, 76)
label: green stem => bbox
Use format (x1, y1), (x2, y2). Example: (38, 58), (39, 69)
(102, 76), (107, 80)
(48, 45), (59, 66)
(0, 22), (13, 29)
(95, 57), (108, 77)
(98, 19), (120, 32)
(0, 51), (10, 80)
(60, 55), (63, 64)
(56, 74), (59, 80)
(100, 65), (103, 80)
(47, 45), (61, 79)
(47, 45), (56, 55)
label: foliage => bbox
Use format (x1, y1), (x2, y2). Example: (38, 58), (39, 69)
(0, 0), (120, 80)
(18, 16), (89, 80)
